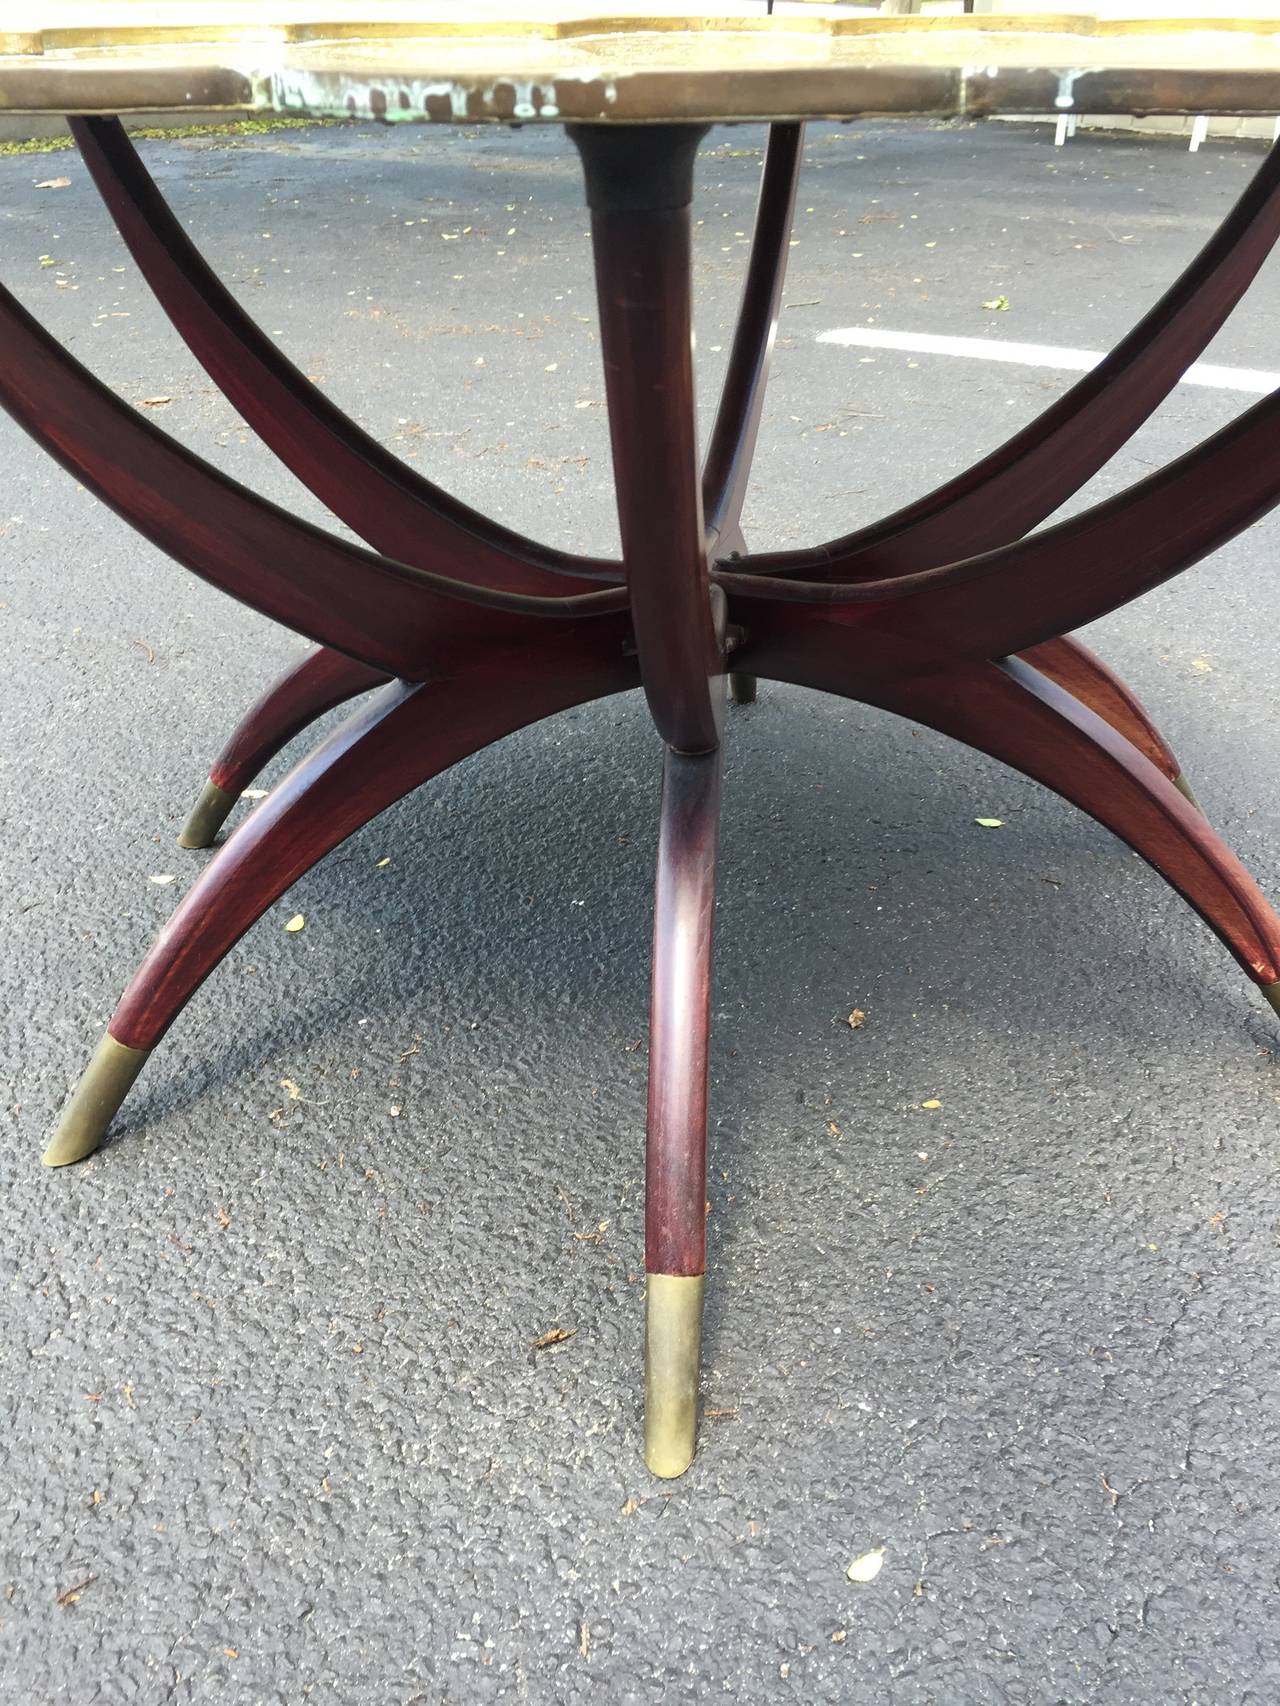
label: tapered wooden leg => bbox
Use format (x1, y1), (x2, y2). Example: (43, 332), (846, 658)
(862, 657), (1280, 1007)
(1017, 635), (1198, 806)
(644, 746), (722, 1477)
(178, 649), (389, 847)
(44, 647), (635, 1166)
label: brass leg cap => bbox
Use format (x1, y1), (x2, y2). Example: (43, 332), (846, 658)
(644, 1272), (704, 1479)
(1263, 983), (1280, 1020)
(1172, 772), (1203, 814)
(177, 779), (237, 849)
(43, 1035), (150, 1168)
(729, 672), (758, 706)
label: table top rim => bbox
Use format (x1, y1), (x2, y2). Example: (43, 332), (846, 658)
(5, 10), (1280, 124)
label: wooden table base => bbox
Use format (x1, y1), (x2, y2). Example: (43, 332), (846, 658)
(9, 118), (1280, 1476)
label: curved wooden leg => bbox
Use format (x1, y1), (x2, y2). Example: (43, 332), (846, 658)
(645, 746), (722, 1477)
(1017, 635), (1199, 807)
(179, 649), (389, 848)
(70, 116), (615, 594)
(44, 648), (635, 1167)
(857, 656), (1280, 1008)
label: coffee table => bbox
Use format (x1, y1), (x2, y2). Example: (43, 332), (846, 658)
(5, 7), (1280, 1477)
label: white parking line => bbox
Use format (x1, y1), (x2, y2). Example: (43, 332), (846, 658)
(815, 326), (1280, 396)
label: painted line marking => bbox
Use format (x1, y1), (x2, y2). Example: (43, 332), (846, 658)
(815, 326), (1280, 396)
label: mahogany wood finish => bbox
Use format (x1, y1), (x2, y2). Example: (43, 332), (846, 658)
(574, 125), (725, 756)
(1018, 636), (1185, 787)
(702, 122), (803, 553)
(646, 746), (723, 1279)
(110, 642), (638, 1054)
(0, 282), (630, 685)
(67, 116), (617, 597)
(770, 649), (1280, 991)
(701, 122), (803, 704)
(206, 649), (390, 804)
(16, 118), (1280, 1475)
(742, 127), (1280, 584)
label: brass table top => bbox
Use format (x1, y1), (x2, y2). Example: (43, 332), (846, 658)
(2, 6), (1280, 125)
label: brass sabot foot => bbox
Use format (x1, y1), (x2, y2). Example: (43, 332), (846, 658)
(43, 1035), (150, 1167)
(644, 1272), (704, 1479)
(177, 779), (237, 849)
(729, 672), (758, 706)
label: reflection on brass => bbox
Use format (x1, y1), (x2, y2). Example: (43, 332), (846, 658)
(43, 1034), (150, 1168)
(177, 778), (237, 849)
(644, 1272), (704, 1479)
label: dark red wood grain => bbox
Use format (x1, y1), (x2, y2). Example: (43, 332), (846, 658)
(1019, 636), (1183, 785)
(208, 648), (390, 798)
(742, 129), (1280, 584)
(578, 126), (725, 754)
(645, 746), (723, 1277)
(110, 641), (639, 1052)
(702, 122), (803, 554)
(0, 280), (629, 682)
(754, 634), (1280, 989)
(69, 116), (617, 596)
(26, 114), (1280, 1474)
(721, 370), (1280, 669)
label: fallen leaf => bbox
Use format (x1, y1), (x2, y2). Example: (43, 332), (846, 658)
(981, 295), (1010, 311)
(280, 1078), (302, 1101)
(284, 914), (305, 933)
(35, 176), (71, 189)
(215, 1206), (230, 1231)
(974, 817), (1004, 828)
(376, 856), (391, 867)
(148, 873), (177, 885)
(578, 1623), (590, 1658)
(223, 1647), (238, 1660)
(533, 1326), (577, 1351)
(241, 788), (269, 800)
(620, 1497), (639, 1517)
(847, 1009), (866, 1029)
(831, 1629), (848, 1643)
(921, 1098), (942, 1110)
(1191, 657), (1214, 673)
(703, 1406), (739, 1421)
(846, 1547), (886, 1584)
(56, 1574), (96, 1607)
(138, 396), (172, 409)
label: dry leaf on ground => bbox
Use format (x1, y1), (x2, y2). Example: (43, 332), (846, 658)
(846, 1548), (886, 1584)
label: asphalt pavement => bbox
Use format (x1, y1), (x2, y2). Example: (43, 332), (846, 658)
(3, 116), (1280, 1706)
